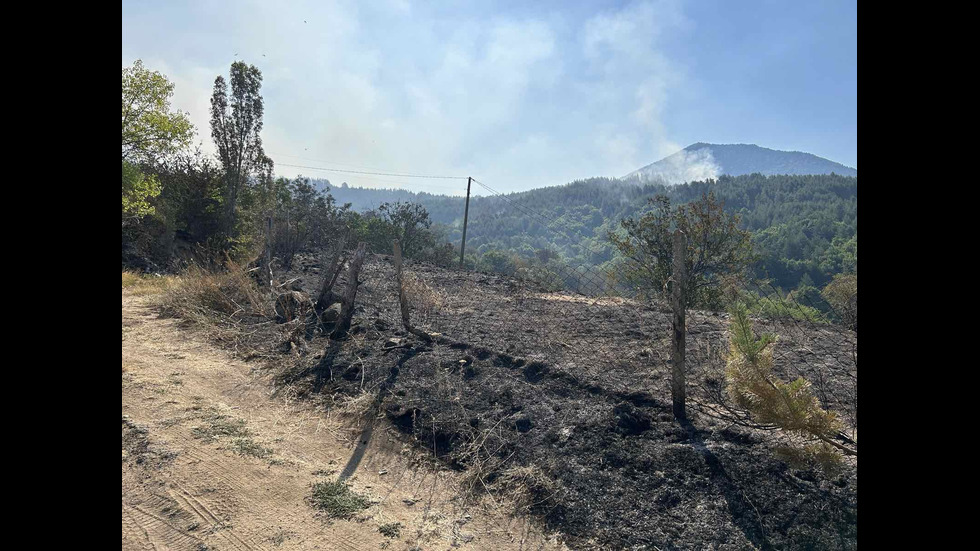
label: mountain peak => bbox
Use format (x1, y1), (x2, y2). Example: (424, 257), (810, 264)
(624, 143), (856, 184)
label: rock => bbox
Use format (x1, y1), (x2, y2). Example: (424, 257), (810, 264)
(319, 302), (342, 324)
(274, 291), (312, 323)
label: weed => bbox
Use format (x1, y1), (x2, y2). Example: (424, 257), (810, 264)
(191, 409), (250, 440)
(379, 522), (402, 539)
(310, 481), (370, 518)
(229, 437), (273, 458)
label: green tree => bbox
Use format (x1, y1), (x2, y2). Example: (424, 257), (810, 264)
(210, 61), (268, 235)
(122, 60), (193, 220)
(377, 202), (432, 257)
(609, 192), (755, 308)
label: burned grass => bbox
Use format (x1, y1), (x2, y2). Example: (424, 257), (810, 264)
(163, 252), (858, 549)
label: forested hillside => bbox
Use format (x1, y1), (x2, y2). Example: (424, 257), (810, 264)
(310, 173), (856, 294)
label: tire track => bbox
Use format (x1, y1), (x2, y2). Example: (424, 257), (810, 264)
(123, 503), (203, 550)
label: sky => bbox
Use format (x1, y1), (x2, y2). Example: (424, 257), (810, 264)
(122, 0), (857, 196)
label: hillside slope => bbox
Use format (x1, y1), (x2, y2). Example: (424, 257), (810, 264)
(625, 143), (858, 183)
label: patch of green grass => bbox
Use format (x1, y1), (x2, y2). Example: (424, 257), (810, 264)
(311, 481), (370, 519)
(378, 522), (402, 539)
(191, 409), (251, 440)
(229, 437), (273, 458)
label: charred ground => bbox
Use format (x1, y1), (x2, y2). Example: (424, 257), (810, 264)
(234, 252), (855, 550)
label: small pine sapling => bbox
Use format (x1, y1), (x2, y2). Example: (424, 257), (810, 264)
(725, 303), (855, 474)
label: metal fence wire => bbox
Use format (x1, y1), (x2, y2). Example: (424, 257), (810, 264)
(378, 182), (858, 437)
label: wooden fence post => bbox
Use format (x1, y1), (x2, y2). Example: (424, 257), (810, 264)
(671, 229), (687, 423)
(330, 242), (367, 340)
(393, 240), (411, 329)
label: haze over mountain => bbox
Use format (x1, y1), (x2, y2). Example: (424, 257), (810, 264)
(624, 143), (857, 184)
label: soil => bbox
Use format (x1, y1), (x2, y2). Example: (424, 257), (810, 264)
(122, 290), (565, 550)
(272, 253), (858, 550)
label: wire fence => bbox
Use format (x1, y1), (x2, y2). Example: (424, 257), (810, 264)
(285, 172), (857, 451)
(385, 179), (859, 440)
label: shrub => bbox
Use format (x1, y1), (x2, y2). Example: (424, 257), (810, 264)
(821, 273), (857, 331)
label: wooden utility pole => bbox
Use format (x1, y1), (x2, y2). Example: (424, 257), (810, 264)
(330, 242), (367, 340)
(671, 229), (687, 423)
(459, 176), (472, 269)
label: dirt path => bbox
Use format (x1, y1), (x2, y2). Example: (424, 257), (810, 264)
(122, 290), (564, 551)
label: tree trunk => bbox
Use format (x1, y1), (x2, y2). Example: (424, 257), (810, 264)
(263, 213), (274, 287)
(330, 242), (367, 340)
(316, 232), (349, 311)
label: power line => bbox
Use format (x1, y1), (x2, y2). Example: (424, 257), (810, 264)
(275, 161), (467, 180)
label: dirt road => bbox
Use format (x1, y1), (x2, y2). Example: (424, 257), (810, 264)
(122, 290), (562, 551)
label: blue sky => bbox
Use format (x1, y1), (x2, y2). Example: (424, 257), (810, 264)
(122, 0), (856, 195)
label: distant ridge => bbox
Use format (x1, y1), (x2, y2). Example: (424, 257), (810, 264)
(624, 143), (857, 184)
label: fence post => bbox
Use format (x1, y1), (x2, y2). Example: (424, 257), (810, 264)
(459, 176), (472, 269)
(671, 229), (687, 422)
(393, 239), (411, 329)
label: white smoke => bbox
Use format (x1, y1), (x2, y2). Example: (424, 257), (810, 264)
(624, 147), (721, 185)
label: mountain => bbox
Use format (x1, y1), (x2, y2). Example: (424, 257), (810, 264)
(624, 143), (857, 183)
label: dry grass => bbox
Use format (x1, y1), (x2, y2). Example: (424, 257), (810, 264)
(404, 272), (445, 323)
(494, 465), (558, 512)
(158, 259), (285, 353)
(122, 271), (176, 296)
(161, 259), (268, 319)
(336, 390), (379, 419)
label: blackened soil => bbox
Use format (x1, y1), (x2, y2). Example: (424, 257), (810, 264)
(276, 253), (857, 550)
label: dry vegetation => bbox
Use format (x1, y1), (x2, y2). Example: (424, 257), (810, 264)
(121, 270), (175, 295)
(402, 271), (445, 325)
(155, 260), (293, 359)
